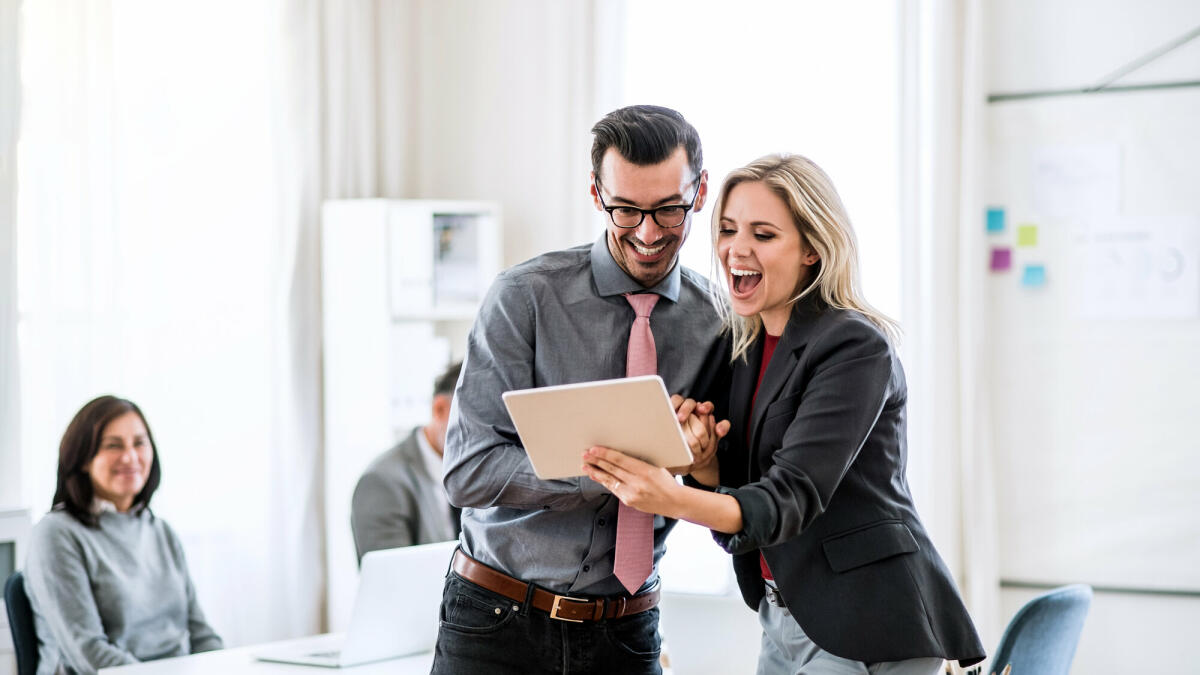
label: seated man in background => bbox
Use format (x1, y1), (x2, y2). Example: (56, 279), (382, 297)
(350, 361), (462, 563)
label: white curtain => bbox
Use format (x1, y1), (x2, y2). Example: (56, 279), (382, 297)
(899, 0), (1001, 648)
(0, 0), (19, 510)
(14, 0), (324, 645)
(14, 0), (420, 642)
(273, 0), (420, 630)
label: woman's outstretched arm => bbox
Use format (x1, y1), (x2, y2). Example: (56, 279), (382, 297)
(582, 446), (743, 534)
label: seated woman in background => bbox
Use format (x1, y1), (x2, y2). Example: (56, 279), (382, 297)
(24, 395), (223, 675)
(585, 154), (985, 674)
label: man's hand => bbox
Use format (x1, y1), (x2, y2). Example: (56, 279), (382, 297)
(667, 395), (730, 483)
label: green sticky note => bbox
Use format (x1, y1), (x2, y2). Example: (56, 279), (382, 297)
(1017, 224), (1038, 247)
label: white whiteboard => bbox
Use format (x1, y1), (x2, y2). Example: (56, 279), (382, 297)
(986, 88), (1200, 592)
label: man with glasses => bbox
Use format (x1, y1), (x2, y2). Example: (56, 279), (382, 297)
(435, 105), (727, 674)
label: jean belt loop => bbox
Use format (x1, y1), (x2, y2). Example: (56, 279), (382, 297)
(520, 579), (536, 617)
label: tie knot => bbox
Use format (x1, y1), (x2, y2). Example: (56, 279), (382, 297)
(624, 293), (659, 318)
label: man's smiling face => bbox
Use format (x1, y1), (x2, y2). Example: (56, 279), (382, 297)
(591, 146), (706, 288)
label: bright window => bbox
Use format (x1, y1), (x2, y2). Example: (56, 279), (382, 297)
(620, 0), (902, 593)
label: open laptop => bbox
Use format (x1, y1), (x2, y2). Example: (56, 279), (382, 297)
(256, 539), (456, 668)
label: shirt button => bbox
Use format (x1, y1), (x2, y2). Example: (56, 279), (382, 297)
(597, 518), (606, 526)
(583, 565), (591, 572)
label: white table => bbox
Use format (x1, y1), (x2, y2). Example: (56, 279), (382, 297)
(98, 634), (434, 674)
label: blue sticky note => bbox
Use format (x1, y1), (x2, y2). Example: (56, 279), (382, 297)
(1021, 264), (1046, 288)
(986, 207), (1005, 233)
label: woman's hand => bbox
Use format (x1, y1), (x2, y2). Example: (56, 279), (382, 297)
(582, 447), (685, 519)
(582, 446), (745, 534)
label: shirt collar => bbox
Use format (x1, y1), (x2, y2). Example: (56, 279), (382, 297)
(589, 235), (681, 303)
(90, 498), (118, 515)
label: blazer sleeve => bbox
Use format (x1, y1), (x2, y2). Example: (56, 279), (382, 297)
(350, 469), (416, 563)
(715, 319), (894, 555)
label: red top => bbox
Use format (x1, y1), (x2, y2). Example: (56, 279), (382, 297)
(751, 334), (780, 580)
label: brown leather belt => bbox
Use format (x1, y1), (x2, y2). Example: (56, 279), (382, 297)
(451, 548), (660, 623)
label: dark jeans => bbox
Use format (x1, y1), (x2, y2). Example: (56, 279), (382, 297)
(430, 572), (662, 675)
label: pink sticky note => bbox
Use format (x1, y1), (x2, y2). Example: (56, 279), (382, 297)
(990, 247), (1012, 272)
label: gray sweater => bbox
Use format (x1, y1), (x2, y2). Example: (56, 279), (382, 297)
(23, 508), (223, 675)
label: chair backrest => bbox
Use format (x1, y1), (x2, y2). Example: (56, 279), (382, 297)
(4, 571), (38, 675)
(991, 584), (1092, 675)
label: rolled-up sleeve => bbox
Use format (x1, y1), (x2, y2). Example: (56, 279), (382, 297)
(711, 485), (778, 555)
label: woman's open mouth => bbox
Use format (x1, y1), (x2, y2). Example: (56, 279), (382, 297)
(730, 267), (762, 297)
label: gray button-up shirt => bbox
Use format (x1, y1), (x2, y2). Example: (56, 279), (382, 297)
(443, 236), (725, 596)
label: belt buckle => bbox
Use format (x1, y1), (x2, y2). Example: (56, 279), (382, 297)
(549, 594), (588, 623)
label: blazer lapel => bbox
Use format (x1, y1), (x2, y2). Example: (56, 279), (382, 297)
(398, 430), (454, 543)
(746, 297), (824, 460)
(729, 343), (759, 438)
(745, 342), (796, 460)
(725, 340), (759, 485)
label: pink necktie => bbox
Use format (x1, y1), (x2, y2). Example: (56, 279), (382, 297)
(614, 292), (659, 594)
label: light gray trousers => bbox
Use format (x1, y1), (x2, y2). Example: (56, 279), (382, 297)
(756, 582), (945, 675)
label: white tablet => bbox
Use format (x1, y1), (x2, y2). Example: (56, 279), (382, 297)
(502, 375), (693, 480)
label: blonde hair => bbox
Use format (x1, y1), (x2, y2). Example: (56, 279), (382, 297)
(709, 153), (900, 361)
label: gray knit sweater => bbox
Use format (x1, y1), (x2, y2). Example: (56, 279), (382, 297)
(23, 508), (223, 675)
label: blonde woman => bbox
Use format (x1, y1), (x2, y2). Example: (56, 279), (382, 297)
(584, 154), (984, 674)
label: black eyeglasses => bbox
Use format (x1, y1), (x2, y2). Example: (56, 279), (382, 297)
(594, 174), (702, 229)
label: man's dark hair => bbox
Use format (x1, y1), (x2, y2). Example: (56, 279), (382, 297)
(53, 395), (162, 528)
(434, 361), (463, 398)
(590, 105), (703, 181)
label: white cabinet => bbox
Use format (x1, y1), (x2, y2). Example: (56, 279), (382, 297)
(319, 200), (500, 630)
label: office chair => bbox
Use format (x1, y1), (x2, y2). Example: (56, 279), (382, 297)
(990, 584), (1092, 675)
(4, 571), (38, 675)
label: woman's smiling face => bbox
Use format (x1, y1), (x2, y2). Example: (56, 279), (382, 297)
(717, 180), (819, 336)
(85, 411), (154, 512)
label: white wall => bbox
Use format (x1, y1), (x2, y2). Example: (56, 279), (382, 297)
(408, 0), (613, 268)
(983, 1), (1200, 671)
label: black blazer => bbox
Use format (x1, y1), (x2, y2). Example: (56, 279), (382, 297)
(713, 299), (985, 666)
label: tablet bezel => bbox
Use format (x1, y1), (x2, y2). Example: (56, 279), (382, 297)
(501, 375), (693, 480)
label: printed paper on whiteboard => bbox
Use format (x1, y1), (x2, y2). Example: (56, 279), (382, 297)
(1031, 143), (1121, 229)
(1074, 216), (1200, 319)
